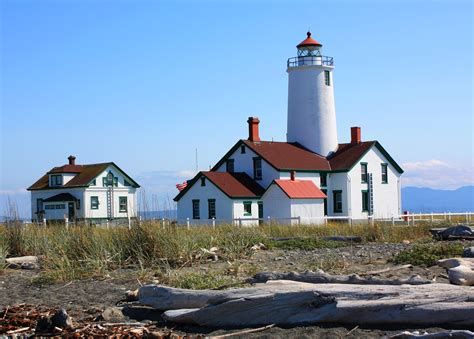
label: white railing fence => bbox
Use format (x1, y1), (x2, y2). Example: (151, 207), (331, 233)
(11, 211), (473, 229)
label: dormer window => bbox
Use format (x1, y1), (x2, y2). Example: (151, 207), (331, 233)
(51, 175), (63, 186)
(226, 159), (235, 173)
(103, 172), (118, 187)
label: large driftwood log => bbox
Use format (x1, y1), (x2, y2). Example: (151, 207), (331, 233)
(138, 281), (474, 327)
(250, 269), (431, 285)
(438, 258), (474, 286)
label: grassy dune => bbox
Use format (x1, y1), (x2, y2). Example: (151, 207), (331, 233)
(0, 221), (442, 284)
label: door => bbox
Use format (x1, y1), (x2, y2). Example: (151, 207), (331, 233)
(322, 190), (328, 216)
(258, 201), (263, 225)
(68, 202), (75, 220)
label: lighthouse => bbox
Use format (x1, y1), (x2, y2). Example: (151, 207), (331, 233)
(287, 32), (338, 157)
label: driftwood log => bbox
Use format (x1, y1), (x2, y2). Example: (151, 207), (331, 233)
(249, 269), (431, 285)
(138, 280), (474, 328)
(438, 258), (474, 286)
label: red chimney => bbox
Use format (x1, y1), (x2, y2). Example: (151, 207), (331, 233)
(247, 117), (260, 142)
(68, 155), (76, 165)
(351, 127), (361, 144)
(290, 170), (296, 181)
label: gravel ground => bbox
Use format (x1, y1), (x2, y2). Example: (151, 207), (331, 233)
(1, 241), (470, 337)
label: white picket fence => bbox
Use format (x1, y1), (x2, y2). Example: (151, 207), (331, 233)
(177, 211), (474, 228)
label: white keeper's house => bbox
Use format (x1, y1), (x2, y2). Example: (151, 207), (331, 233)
(27, 156), (140, 222)
(174, 32), (403, 225)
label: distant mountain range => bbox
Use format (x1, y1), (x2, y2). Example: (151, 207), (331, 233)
(402, 186), (474, 213)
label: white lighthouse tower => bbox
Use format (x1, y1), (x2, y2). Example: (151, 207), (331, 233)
(287, 32), (338, 157)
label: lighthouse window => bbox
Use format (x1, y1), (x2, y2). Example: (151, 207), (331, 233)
(333, 190), (342, 213)
(362, 191), (369, 212)
(324, 70), (331, 86)
(243, 201), (252, 216)
(192, 200), (200, 219)
(253, 157), (262, 180)
(361, 163), (368, 183)
(381, 164), (388, 184)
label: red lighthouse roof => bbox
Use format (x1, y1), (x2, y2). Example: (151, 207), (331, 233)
(297, 31), (322, 48)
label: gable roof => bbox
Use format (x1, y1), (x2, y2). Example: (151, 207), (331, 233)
(329, 141), (404, 173)
(27, 162), (140, 191)
(273, 179), (327, 199)
(174, 171), (265, 201)
(212, 140), (331, 172)
(212, 139), (403, 174)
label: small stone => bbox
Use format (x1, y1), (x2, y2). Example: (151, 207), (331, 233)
(274, 257), (284, 261)
(402, 240), (410, 245)
(463, 247), (474, 258)
(51, 308), (73, 328)
(102, 307), (125, 322)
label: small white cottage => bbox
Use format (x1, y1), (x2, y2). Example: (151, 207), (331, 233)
(27, 156), (140, 222)
(174, 32), (404, 225)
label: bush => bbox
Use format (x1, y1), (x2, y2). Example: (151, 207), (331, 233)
(392, 242), (464, 266)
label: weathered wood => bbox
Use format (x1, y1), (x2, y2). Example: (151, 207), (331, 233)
(249, 270), (431, 285)
(358, 264), (412, 276)
(157, 281), (474, 327)
(438, 258), (474, 286)
(390, 330), (474, 338)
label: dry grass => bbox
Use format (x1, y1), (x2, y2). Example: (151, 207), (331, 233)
(0, 220), (440, 283)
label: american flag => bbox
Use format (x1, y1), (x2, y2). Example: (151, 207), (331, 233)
(176, 181), (188, 191)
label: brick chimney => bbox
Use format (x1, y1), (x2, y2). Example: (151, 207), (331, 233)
(68, 155), (76, 165)
(290, 170), (296, 181)
(247, 117), (260, 142)
(351, 127), (361, 144)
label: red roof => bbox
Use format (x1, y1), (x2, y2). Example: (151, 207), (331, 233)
(213, 139), (402, 174)
(202, 172), (264, 198)
(297, 32), (322, 48)
(27, 162), (140, 190)
(242, 140), (331, 171)
(329, 141), (376, 170)
(174, 171), (265, 201)
(274, 179), (327, 199)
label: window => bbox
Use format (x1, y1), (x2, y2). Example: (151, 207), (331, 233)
(200, 177), (206, 186)
(119, 196), (127, 212)
(90, 179), (96, 186)
(45, 205), (53, 210)
(208, 199), (216, 219)
(362, 191), (369, 212)
(103, 172), (118, 187)
(192, 200), (200, 219)
(253, 157), (262, 180)
(361, 163), (368, 183)
(36, 199), (43, 212)
(240, 145), (246, 154)
(51, 175), (63, 186)
(381, 164), (388, 184)
(226, 159), (235, 173)
(324, 70), (331, 86)
(76, 199), (81, 210)
(322, 189), (328, 216)
(55, 204), (65, 209)
(91, 196), (99, 210)
(333, 190), (342, 213)
(320, 173), (327, 187)
(243, 201), (252, 216)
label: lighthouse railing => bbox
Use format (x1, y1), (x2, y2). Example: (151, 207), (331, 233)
(287, 55), (334, 68)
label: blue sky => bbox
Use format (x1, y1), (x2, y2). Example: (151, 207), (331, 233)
(1, 0), (473, 217)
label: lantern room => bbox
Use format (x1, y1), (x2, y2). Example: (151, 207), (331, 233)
(296, 31), (322, 57)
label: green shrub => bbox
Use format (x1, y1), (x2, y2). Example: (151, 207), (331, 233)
(392, 242), (464, 266)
